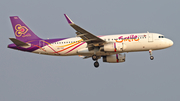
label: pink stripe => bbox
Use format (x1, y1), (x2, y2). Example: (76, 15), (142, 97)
(116, 54), (119, 62)
(47, 45), (60, 54)
(114, 43), (116, 52)
(66, 42), (85, 54)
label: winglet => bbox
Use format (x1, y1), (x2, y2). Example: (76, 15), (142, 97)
(64, 14), (74, 24)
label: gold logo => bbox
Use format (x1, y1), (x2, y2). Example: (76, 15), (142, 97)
(15, 24), (28, 37)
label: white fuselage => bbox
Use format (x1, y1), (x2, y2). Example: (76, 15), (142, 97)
(33, 33), (173, 56)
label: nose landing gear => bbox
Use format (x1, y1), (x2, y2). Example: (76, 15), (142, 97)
(149, 50), (154, 60)
(150, 56), (154, 60)
(94, 61), (99, 68)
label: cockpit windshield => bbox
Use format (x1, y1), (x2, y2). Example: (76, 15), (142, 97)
(159, 36), (165, 38)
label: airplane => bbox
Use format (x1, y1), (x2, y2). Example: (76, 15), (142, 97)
(8, 14), (173, 68)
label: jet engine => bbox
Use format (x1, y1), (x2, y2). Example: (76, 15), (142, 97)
(102, 54), (126, 63)
(100, 43), (126, 52)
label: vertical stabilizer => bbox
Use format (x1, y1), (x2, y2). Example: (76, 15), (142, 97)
(10, 16), (41, 42)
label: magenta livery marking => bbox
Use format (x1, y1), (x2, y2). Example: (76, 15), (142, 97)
(47, 45), (60, 54)
(114, 43), (116, 52)
(15, 24), (29, 37)
(116, 35), (140, 43)
(118, 35), (138, 39)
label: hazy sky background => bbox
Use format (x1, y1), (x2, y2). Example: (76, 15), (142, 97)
(0, 0), (180, 101)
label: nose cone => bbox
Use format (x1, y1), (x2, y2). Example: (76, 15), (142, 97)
(169, 40), (173, 47)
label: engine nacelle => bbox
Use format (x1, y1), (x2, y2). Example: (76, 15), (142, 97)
(103, 54), (126, 63)
(102, 43), (126, 52)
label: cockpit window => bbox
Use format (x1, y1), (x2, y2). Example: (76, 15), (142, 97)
(159, 36), (165, 38)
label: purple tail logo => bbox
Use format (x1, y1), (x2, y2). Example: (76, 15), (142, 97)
(15, 24), (30, 37)
(10, 16), (41, 42)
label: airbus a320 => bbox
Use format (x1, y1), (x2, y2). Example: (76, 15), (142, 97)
(8, 14), (173, 68)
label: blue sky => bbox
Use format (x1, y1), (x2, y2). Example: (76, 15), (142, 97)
(0, 0), (180, 101)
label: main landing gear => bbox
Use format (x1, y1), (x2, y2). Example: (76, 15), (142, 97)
(149, 50), (154, 60)
(92, 54), (98, 61)
(92, 54), (99, 68)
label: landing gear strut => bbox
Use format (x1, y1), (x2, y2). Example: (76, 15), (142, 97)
(92, 47), (100, 68)
(149, 50), (154, 60)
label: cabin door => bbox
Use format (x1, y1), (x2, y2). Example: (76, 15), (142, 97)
(148, 33), (153, 42)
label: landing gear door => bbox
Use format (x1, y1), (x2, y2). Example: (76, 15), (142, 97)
(148, 33), (153, 42)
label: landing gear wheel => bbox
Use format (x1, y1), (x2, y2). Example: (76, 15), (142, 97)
(150, 56), (154, 60)
(92, 55), (97, 61)
(94, 61), (99, 68)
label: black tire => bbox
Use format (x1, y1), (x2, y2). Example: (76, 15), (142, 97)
(150, 56), (154, 60)
(92, 55), (97, 61)
(94, 61), (99, 68)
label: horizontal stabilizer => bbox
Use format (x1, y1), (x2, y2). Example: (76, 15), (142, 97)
(9, 38), (29, 46)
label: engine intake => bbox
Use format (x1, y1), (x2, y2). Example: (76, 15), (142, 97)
(103, 54), (126, 63)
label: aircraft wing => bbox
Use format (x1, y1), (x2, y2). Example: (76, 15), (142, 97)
(64, 14), (106, 47)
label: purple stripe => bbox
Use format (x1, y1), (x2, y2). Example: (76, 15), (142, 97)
(116, 54), (118, 59)
(66, 42), (85, 54)
(8, 38), (67, 52)
(116, 54), (119, 62)
(64, 14), (73, 24)
(114, 43), (116, 49)
(47, 45), (60, 55)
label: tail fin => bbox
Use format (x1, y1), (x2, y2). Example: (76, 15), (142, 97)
(10, 16), (41, 42)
